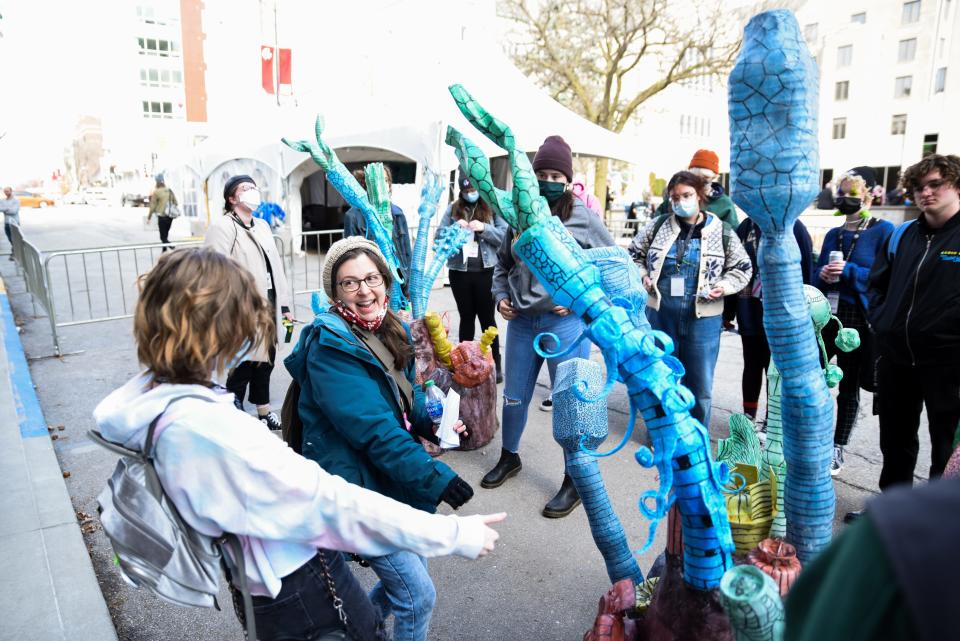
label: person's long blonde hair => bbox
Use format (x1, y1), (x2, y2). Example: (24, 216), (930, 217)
(134, 248), (274, 385)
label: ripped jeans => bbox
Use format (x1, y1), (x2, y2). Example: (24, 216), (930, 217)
(501, 311), (590, 453)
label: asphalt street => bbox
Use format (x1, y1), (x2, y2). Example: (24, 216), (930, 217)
(2, 204), (932, 641)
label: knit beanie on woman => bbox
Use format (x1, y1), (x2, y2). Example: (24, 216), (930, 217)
(322, 236), (387, 300)
(532, 135), (573, 182)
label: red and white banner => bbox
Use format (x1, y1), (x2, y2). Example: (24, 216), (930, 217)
(261, 45), (292, 95)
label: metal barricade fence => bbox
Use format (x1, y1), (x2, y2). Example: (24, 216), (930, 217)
(10, 224), (50, 319)
(42, 240), (202, 355)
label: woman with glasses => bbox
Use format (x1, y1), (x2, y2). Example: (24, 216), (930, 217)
(285, 237), (475, 641)
(815, 167), (894, 476)
(204, 175), (292, 430)
(629, 170), (752, 427)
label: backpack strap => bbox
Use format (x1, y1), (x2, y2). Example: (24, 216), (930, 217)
(887, 219), (916, 262)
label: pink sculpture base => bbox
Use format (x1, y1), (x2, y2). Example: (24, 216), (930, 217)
(410, 319), (499, 454)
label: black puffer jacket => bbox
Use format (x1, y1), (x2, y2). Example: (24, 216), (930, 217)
(867, 210), (960, 366)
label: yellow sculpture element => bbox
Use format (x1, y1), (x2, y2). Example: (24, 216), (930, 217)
(424, 312), (453, 368)
(479, 326), (498, 355)
(725, 463), (779, 554)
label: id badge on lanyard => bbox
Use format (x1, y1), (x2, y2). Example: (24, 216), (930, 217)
(670, 276), (684, 297)
(827, 290), (839, 314)
(463, 241), (480, 259)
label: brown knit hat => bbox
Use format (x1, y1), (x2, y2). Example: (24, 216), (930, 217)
(689, 149), (720, 175)
(322, 237), (386, 300)
(532, 135), (573, 182)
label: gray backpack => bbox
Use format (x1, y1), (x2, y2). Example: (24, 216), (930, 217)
(88, 395), (256, 640)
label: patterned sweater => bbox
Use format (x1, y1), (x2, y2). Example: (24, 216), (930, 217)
(629, 212), (752, 318)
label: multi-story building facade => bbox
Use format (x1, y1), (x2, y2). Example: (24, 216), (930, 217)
(796, 0), (959, 191)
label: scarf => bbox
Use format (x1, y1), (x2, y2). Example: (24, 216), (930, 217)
(333, 297), (389, 331)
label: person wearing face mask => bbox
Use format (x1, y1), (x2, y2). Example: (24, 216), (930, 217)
(814, 167), (894, 476)
(438, 175), (509, 382)
(629, 171), (752, 427)
(204, 175), (292, 430)
(483, 135), (616, 519)
(285, 237), (476, 641)
(654, 149), (739, 231)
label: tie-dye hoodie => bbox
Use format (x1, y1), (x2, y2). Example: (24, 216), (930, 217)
(93, 374), (486, 597)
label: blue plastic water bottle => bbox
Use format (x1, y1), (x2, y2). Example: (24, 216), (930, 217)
(424, 381), (445, 425)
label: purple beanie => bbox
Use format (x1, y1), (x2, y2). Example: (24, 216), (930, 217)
(532, 135), (573, 182)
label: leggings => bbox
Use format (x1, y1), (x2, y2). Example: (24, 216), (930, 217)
(740, 332), (771, 419)
(158, 215), (173, 251)
(448, 268), (500, 364)
(228, 346), (276, 407)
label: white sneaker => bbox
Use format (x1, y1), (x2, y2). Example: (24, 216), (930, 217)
(830, 445), (844, 476)
(539, 398), (553, 412)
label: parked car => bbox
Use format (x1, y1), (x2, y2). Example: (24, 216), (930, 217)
(122, 193), (150, 207)
(84, 188), (121, 207)
(61, 191), (87, 205)
(14, 191), (56, 208)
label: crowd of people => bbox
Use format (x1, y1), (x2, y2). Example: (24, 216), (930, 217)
(85, 144), (960, 640)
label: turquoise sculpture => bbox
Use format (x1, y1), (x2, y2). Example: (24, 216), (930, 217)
(448, 83), (734, 590)
(553, 357), (644, 586)
(719, 565), (785, 641)
(728, 10), (834, 561)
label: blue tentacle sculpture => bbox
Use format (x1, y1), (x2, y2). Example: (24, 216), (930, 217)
(409, 169), (446, 318)
(553, 358), (644, 586)
(445, 125), (518, 228)
(282, 116), (407, 310)
(449, 83), (734, 590)
(728, 10), (833, 560)
(417, 224), (471, 314)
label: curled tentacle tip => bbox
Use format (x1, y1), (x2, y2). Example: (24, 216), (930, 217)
(635, 446), (655, 468)
(722, 471), (748, 494)
(571, 373), (614, 404)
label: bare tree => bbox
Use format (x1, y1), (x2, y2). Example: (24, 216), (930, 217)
(499, 0), (743, 206)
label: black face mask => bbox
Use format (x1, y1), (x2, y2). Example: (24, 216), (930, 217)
(836, 196), (863, 216)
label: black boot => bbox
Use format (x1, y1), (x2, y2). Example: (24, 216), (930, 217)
(542, 473), (581, 518)
(493, 354), (503, 385)
(481, 449), (522, 489)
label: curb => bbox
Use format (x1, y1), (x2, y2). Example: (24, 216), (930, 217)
(0, 277), (119, 641)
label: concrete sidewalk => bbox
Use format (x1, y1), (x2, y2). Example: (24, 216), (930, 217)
(0, 276), (117, 641)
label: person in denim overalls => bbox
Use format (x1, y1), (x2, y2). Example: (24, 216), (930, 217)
(630, 171), (752, 427)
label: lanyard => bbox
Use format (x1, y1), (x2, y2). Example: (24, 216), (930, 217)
(674, 215), (699, 273)
(842, 217), (870, 260)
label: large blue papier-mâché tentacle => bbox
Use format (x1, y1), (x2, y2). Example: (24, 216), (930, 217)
(409, 168), (444, 318)
(553, 358), (644, 586)
(444, 126), (519, 229)
(728, 10), (833, 560)
(282, 115), (406, 310)
(450, 85), (734, 590)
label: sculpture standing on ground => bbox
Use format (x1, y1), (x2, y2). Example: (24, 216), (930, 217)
(447, 84), (735, 595)
(728, 10), (834, 561)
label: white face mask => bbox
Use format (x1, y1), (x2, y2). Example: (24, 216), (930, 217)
(238, 189), (261, 210)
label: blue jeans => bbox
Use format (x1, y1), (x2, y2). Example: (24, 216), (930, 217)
(366, 551), (435, 641)
(502, 311), (590, 453)
(647, 238), (722, 427)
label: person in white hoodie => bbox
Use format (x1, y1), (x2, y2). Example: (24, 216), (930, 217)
(94, 247), (505, 641)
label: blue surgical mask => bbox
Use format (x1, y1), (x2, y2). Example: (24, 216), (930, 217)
(463, 191), (479, 204)
(672, 199), (699, 219)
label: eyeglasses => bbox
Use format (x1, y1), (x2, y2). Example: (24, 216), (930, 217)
(338, 273), (384, 292)
(914, 179), (947, 194)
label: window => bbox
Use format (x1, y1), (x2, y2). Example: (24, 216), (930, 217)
(137, 4), (178, 26)
(851, 12), (866, 23)
(832, 118), (847, 139)
(935, 67), (947, 93)
(141, 100), (176, 119)
(835, 80), (850, 100)
(891, 114), (907, 135)
(902, 1), (921, 24)
(804, 23), (818, 41)
(923, 133), (938, 156)
(898, 38), (917, 62)
(139, 67), (182, 87)
(837, 45), (853, 67)
(894, 75), (913, 97)
(137, 37), (180, 57)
